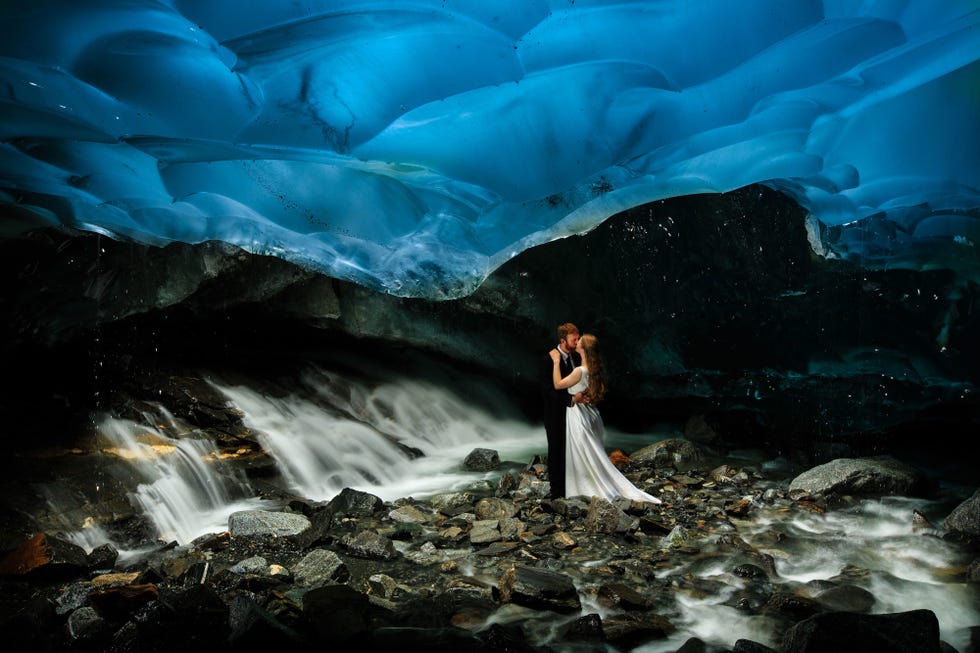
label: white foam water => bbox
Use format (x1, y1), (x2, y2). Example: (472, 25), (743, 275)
(96, 410), (269, 545)
(633, 495), (980, 652)
(213, 366), (543, 502)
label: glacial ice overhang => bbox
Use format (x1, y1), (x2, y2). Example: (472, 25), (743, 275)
(1, 1), (979, 298)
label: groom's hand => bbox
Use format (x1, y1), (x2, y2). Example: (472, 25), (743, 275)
(572, 391), (590, 404)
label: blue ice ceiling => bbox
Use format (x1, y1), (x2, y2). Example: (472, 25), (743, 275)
(1, 1), (978, 297)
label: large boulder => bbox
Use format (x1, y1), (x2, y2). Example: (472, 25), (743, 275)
(0, 533), (89, 580)
(228, 510), (312, 541)
(943, 488), (980, 538)
(631, 439), (705, 471)
(781, 609), (942, 653)
(788, 456), (930, 498)
(497, 566), (581, 613)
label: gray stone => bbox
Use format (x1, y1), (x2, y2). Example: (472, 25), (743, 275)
(631, 438), (704, 471)
(328, 487), (384, 517)
(230, 556), (268, 575)
(788, 456), (929, 498)
(463, 448), (500, 471)
(68, 606), (105, 640)
(944, 488), (980, 537)
(368, 573), (397, 599)
(498, 565), (581, 613)
(292, 549), (349, 587)
(475, 497), (518, 520)
(388, 504), (431, 524)
(430, 492), (475, 512)
(340, 530), (398, 560)
(470, 519), (502, 544)
(585, 496), (635, 534)
(228, 510), (312, 539)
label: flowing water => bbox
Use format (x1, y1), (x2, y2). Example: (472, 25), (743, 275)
(628, 494), (980, 652)
(45, 363), (977, 650)
(212, 365), (543, 502)
(93, 409), (271, 546)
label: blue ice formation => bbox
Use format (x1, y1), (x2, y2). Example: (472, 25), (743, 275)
(1, 1), (978, 297)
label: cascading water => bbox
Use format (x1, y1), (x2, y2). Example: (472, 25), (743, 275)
(213, 365), (543, 502)
(96, 408), (268, 545)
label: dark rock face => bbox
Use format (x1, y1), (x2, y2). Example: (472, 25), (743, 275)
(2, 185), (977, 464)
(781, 609), (943, 653)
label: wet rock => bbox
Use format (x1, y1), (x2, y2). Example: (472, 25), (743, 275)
(601, 612), (675, 650)
(463, 448), (500, 471)
(732, 640), (779, 652)
(292, 548), (350, 587)
(814, 584), (876, 613)
(563, 612), (605, 642)
(631, 439), (705, 472)
(732, 563), (770, 581)
(478, 623), (535, 652)
(67, 606), (105, 641)
(228, 510), (312, 541)
(87, 542), (119, 570)
(388, 504), (431, 524)
(131, 584), (231, 650)
(788, 456), (930, 499)
(227, 594), (308, 650)
(676, 637), (709, 653)
(781, 609), (942, 653)
(967, 558), (980, 583)
(598, 582), (652, 610)
(340, 530), (398, 560)
(230, 556), (268, 575)
(475, 497), (518, 520)
(368, 573), (397, 599)
(469, 520), (502, 544)
(585, 496), (636, 534)
(55, 582), (93, 615)
(88, 583), (159, 621)
(943, 488), (980, 538)
(0, 533), (89, 579)
(328, 487), (384, 517)
(431, 491), (476, 513)
(761, 591), (822, 622)
(497, 565), (581, 613)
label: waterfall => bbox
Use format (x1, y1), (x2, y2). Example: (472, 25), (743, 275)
(213, 365), (541, 502)
(96, 409), (268, 544)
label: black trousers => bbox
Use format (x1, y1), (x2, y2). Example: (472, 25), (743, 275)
(544, 401), (567, 497)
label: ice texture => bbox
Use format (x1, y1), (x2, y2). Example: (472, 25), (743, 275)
(1, 1), (978, 297)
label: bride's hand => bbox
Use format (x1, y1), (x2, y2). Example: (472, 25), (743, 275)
(549, 349), (560, 363)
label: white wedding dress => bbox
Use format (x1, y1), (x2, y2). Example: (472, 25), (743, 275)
(565, 368), (661, 503)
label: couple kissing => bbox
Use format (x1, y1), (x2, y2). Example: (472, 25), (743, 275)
(542, 323), (660, 504)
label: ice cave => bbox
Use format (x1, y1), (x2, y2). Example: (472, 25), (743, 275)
(0, 2), (978, 652)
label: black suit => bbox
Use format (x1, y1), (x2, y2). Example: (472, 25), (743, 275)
(542, 349), (580, 498)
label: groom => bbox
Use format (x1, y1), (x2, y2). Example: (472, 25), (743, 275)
(541, 322), (582, 498)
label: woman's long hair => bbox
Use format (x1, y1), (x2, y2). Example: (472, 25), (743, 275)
(579, 333), (607, 404)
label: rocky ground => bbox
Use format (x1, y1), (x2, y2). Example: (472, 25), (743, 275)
(1, 435), (978, 653)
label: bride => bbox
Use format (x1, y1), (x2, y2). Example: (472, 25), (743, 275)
(550, 333), (661, 504)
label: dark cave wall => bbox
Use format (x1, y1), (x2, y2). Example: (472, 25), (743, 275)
(2, 185), (977, 456)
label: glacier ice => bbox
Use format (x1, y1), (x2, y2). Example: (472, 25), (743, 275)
(0, 0), (978, 297)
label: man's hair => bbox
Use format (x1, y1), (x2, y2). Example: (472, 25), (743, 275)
(557, 323), (579, 341)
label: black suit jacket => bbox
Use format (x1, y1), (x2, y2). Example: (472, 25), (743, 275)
(542, 349), (582, 410)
